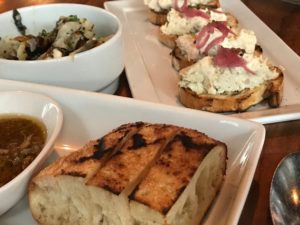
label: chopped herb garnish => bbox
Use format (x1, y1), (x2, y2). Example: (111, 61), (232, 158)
(39, 29), (49, 37)
(67, 15), (80, 22)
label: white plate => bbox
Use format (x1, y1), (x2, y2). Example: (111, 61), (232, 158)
(104, 0), (300, 124)
(0, 78), (265, 225)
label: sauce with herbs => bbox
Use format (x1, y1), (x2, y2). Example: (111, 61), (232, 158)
(0, 115), (47, 187)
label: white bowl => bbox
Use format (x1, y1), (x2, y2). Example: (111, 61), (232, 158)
(0, 91), (63, 215)
(0, 4), (124, 92)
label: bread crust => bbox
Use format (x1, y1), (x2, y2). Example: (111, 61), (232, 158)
(178, 70), (284, 112)
(148, 9), (168, 26)
(158, 29), (177, 48)
(226, 13), (239, 31)
(205, 0), (220, 7)
(171, 46), (197, 71)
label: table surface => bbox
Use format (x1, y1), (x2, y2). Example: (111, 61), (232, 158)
(0, 0), (300, 225)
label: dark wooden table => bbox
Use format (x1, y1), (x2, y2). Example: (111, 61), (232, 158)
(1, 0), (300, 224)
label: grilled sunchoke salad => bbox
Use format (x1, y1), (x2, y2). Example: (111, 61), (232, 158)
(0, 11), (112, 60)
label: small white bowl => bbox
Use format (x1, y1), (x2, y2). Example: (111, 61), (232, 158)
(0, 91), (63, 215)
(0, 4), (124, 92)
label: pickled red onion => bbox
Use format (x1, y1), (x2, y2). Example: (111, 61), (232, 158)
(213, 47), (256, 74)
(195, 21), (236, 53)
(174, 0), (210, 19)
(195, 26), (214, 48)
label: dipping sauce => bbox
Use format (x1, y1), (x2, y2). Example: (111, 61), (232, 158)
(0, 115), (47, 187)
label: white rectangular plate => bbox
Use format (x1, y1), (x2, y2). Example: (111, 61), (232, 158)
(0, 79), (265, 225)
(104, 0), (300, 124)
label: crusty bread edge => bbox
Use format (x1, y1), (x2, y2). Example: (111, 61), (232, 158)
(148, 9), (168, 26)
(171, 46), (197, 71)
(167, 144), (227, 225)
(158, 29), (177, 49)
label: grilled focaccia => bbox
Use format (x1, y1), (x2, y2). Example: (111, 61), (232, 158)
(29, 122), (227, 225)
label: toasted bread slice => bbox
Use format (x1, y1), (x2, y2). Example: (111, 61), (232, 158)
(130, 127), (227, 225)
(179, 69), (283, 112)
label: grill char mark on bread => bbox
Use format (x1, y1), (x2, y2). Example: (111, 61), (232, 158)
(60, 170), (87, 178)
(76, 122), (144, 163)
(129, 133), (147, 149)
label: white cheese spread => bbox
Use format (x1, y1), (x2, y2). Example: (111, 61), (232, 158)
(144, 0), (164, 12)
(222, 29), (257, 54)
(161, 9), (208, 35)
(189, 0), (216, 7)
(199, 28), (257, 55)
(176, 34), (200, 61)
(179, 55), (279, 95)
(209, 9), (227, 21)
(144, 0), (217, 12)
(158, 0), (173, 11)
(161, 8), (227, 36)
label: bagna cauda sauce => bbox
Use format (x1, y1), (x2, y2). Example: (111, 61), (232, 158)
(0, 114), (47, 187)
